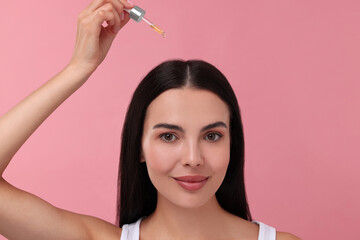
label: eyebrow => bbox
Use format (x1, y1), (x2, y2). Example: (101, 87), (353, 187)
(152, 121), (227, 133)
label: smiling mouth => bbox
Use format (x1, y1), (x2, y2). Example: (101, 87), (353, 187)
(173, 175), (209, 182)
(173, 175), (209, 191)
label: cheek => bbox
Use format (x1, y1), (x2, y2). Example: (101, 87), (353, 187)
(143, 142), (181, 175)
(203, 141), (230, 176)
(210, 153), (230, 175)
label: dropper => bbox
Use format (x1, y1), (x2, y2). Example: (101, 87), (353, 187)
(124, 6), (166, 38)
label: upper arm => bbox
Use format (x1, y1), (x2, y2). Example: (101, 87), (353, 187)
(277, 231), (302, 240)
(0, 178), (121, 240)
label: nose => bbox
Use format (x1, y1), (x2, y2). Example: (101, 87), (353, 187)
(181, 140), (204, 167)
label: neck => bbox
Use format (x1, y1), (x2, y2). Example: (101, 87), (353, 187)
(141, 193), (236, 239)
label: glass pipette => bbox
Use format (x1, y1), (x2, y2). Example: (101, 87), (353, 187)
(142, 17), (166, 38)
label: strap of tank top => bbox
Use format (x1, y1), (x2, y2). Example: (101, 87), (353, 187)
(120, 218), (143, 240)
(252, 221), (276, 240)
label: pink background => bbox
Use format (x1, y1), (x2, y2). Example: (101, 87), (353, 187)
(1, 0), (359, 239)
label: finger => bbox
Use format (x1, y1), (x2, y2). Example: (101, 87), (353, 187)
(98, 3), (119, 26)
(99, 3), (121, 34)
(119, 12), (131, 29)
(91, 7), (116, 30)
(100, 0), (123, 23)
(120, 0), (135, 9)
(110, 5), (121, 33)
(86, 0), (113, 13)
(84, 0), (133, 17)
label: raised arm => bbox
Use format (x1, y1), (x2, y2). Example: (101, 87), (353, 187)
(0, 0), (134, 239)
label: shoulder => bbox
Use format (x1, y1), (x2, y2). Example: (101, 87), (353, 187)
(80, 215), (122, 240)
(276, 231), (302, 240)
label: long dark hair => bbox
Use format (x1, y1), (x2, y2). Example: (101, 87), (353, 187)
(116, 59), (252, 226)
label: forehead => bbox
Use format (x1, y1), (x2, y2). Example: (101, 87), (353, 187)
(144, 88), (230, 127)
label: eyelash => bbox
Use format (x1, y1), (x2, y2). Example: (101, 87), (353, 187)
(160, 132), (223, 143)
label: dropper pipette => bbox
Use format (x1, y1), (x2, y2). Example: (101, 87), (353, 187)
(142, 17), (166, 38)
(124, 6), (166, 38)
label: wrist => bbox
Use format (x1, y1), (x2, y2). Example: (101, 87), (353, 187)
(64, 62), (97, 80)
(66, 59), (98, 76)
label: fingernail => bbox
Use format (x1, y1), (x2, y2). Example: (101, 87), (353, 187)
(127, 0), (135, 6)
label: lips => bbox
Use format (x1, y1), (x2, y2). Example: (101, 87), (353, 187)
(173, 175), (209, 191)
(173, 175), (208, 182)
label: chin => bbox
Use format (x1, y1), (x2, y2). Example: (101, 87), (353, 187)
(177, 197), (209, 209)
(158, 189), (217, 210)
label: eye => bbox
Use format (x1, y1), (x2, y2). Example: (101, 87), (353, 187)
(160, 133), (178, 142)
(204, 132), (222, 142)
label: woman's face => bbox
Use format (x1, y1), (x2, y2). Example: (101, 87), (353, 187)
(141, 88), (231, 209)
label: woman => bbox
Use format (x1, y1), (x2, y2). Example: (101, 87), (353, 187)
(0, 0), (300, 239)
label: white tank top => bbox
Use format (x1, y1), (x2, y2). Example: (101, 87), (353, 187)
(120, 217), (276, 240)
